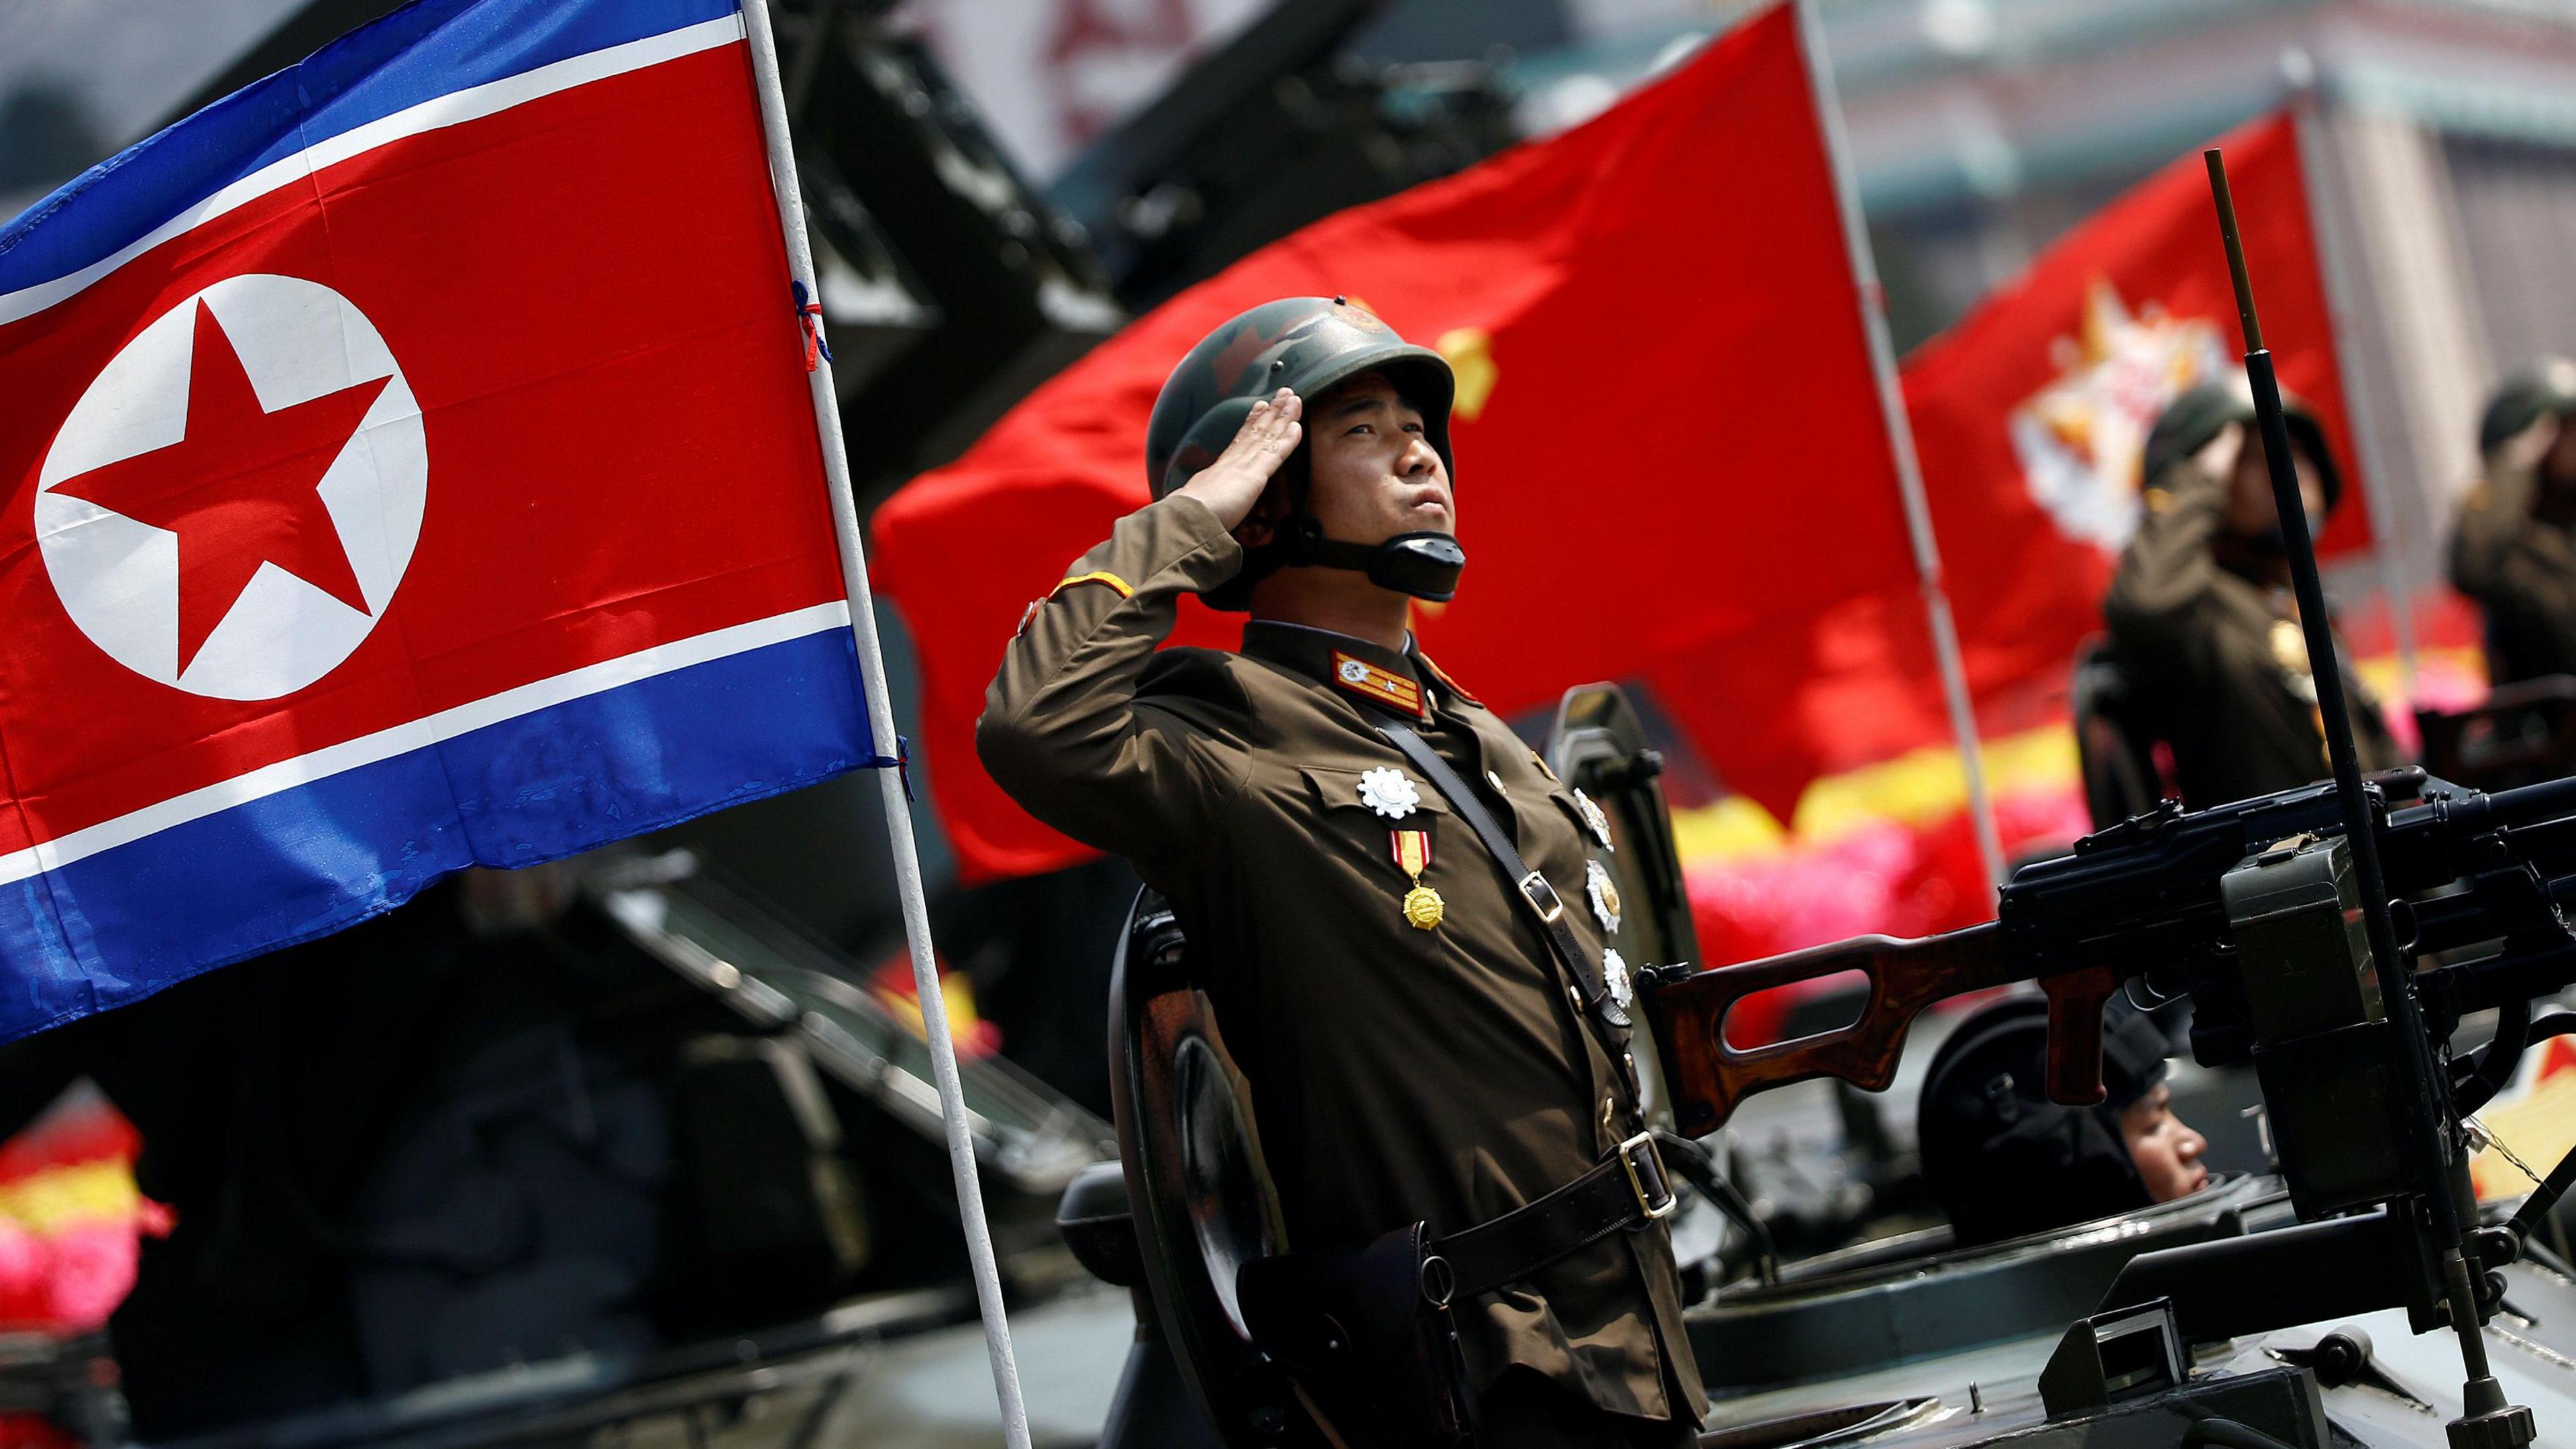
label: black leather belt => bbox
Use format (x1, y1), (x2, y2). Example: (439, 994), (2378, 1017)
(1428, 1133), (1676, 1301)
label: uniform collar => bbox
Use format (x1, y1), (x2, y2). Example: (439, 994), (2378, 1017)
(1242, 620), (1435, 721)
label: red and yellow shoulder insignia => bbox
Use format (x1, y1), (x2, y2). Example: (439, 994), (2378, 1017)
(1331, 650), (1426, 718)
(1050, 570), (1134, 600)
(1022, 571), (1134, 635)
(1417, 653), (1477, 705)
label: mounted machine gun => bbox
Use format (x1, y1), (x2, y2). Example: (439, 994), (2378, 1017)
(1646, 150), (2560, 1449)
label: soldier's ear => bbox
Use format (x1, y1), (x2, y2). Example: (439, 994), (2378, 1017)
(1235, 478), (1295, 547)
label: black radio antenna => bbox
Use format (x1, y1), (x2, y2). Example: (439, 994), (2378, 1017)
(2203, 148), (2532, 1449)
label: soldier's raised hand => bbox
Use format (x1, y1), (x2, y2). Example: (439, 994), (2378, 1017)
(2193, 419), (2247, 486)
(1175, 388), (1301, 531)
(2500, 411), (2565, 474)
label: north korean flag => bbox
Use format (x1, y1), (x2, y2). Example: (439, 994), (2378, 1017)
(0, 0), (875, 1039)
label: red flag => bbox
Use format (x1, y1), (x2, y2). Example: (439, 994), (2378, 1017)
(876, 4), (1922, 883)
(1874, 111), (2368, 751)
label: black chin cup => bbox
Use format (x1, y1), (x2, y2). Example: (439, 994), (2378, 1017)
(1280, 520), (1464, 602)
(1366, 533), (1466, 602)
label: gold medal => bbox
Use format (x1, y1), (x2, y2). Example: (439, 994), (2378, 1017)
(1391, 829), (1442, 930)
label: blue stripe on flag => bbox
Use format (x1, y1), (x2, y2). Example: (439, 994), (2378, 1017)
(0, 625), (869, 1043)
(0, 0), (741, 302)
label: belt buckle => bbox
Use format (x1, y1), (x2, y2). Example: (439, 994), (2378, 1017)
(1617, 1132), (1676, 1221)
(1518, 871), (1565, 924)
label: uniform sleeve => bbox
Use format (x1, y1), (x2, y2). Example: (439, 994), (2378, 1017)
(976, 493), (1249, 869)
(2450, 462), (2546, 604)
(2104, 462), (2232, 663)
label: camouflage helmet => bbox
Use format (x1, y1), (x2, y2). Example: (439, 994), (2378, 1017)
(2139, 376), (2343, 514)
(1145, 297), (1456, 500)
(2477, 356), (2576, 458)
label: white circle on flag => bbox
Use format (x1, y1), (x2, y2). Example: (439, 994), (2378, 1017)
(36, 274), (426, 700)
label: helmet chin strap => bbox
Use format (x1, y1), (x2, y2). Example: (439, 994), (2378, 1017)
(1278, 517), (1465, 603)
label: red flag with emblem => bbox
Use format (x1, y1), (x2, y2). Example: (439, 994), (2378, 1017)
(875, 3), (1923, 884)
(1854, 110), (2369, 756)
(1683, 115), (2396, 973)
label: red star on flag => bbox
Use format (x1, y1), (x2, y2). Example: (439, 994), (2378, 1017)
(51, 300), (390, 673)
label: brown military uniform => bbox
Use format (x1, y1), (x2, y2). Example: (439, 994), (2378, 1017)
(978, 494), (1705, 1433)
(2451, 459), (2576, 686)
(2104, 460), (2404, 810)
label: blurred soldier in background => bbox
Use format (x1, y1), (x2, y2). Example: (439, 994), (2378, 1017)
(2104, 379), (2404, 808)
(2451, 357), (2576, 686)
(1917, 996), (2210, 1247)
(0, 868), (650, 1439)
(979, 299), (1701, 1446)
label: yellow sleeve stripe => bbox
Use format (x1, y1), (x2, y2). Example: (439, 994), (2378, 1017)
(1050, 570), (1135, 600)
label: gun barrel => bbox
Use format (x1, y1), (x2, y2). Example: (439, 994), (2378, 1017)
(2484, 774), (2576, 831)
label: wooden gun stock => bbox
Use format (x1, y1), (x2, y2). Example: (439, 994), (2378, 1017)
(1644, 923), (2120, 1136)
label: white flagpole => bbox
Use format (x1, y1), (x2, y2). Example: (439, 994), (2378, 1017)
(735, 4), (1033, 1444)
(1792, 0), (2008, 893)
(2294, 95), (2422, 701)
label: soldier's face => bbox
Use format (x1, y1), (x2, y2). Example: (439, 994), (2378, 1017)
(2224, 432), (2326, 541)
(2543, 413), (2576, 489)
(2118, 1085), (2210, 1202)
(1305, 373), (1453, 544)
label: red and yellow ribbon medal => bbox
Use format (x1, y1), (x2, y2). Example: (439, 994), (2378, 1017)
(1390, 829), (1443, 930)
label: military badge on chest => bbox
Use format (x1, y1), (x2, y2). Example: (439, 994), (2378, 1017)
(1359, 768), (1442, 928)
(1585, 857), (1622, 934)
(1572, 788), (1615, 850)
(1389, 829), (1444, 930)
(1357, 766), (1421, 819)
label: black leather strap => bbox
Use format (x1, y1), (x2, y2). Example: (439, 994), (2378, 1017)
(1432, 1136), (1675, 1298)
(1375, 722), (1629, 1033)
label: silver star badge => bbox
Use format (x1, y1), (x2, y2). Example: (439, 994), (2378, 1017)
(1357, 767), (1421, 820)
(1573, 789), (1614, 849)
(1586, 858), (1622, 934)
(1603, 948), (1633, 1012)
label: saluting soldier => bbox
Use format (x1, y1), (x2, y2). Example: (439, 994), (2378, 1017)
(2451, 357), (2576, 686)
(979, 298), (1703, 1447)
(2104, 378), (2404, 809)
